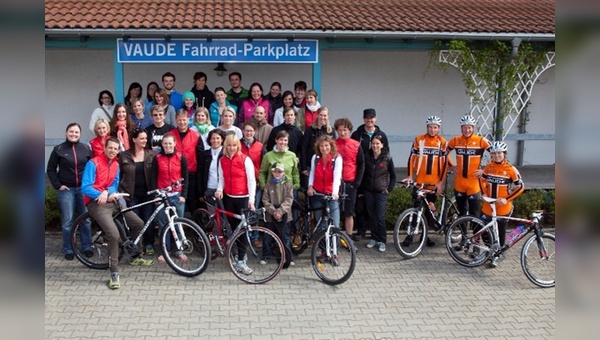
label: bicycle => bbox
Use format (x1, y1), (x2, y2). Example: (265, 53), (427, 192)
(392, 179), (460, 259)
(289, 190), (322, 255)
(445, 196), (555, 288)
(192, 200), (285, 284)
(70, 182), (211, 277)
(308, 192), (356, 286)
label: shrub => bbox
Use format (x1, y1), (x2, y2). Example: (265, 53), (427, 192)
(512, 189), (555, 226)
(45, 186), (61, 231)
(385, 186), (414, 228)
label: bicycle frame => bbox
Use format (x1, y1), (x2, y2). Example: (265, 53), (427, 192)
(470, 198), (547, 257)
(206, 203), (266, 258)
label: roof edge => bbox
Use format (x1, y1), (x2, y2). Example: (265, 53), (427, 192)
(44, 29), (556, 42)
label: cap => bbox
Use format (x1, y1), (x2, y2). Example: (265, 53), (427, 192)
(271, 162), (285, 172)
(363, 108), (376, 118)
(182, 91), (195, 101)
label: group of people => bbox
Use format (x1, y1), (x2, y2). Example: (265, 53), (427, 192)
(48, 69), (525, 289)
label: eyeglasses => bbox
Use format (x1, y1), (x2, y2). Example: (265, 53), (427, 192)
(152, 114), (164, 117)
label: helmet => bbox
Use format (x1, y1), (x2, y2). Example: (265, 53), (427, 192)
(490, 141), (508, 152)
(459, 115), (477, 126)
(425, 116), (442, 126)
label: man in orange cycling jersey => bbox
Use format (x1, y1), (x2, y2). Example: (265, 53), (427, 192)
(475, 141), (525, 267)
(402, 115), (448, 247)
(447, 115), (491, 217)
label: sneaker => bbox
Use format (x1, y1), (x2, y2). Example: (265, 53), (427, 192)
(260, 259), (267, 265)
(426, 237), (436, 247)
(490, 256), (499, 268)
(157, 255), (165, 263)
(378, 242), (387, 252)
(351, 234), (362, 242)
(402, 235), (413, 247)
(144, 246), (155, 256)
(234, 261), (253, 275)
(252, 240), (263, 248)
(289, 261), (295, 267)
(175, 252), (188, 262)
(108, 272), (120, 290)
(64, 253), (75, 261)
(129, 257), (154, 266)
(366, 240), (378, 248)
(83, 250), (94, 258)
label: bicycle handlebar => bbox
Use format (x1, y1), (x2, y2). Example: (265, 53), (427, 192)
(396, 180), (436, 195)
(311, 192), (347, 201)
(146, 178), (184, 196)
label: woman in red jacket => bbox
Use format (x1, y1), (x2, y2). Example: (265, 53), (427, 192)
(215, 134), (256, 275)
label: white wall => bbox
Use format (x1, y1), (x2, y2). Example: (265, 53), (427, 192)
(45, 47), (555, 167)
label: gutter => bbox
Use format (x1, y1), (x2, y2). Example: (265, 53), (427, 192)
(44, 28), (555, 42)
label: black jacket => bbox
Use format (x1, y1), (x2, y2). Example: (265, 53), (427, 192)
(350, 124), (390, 154)
(47, 140), (92, 189)
(362, 149), (396, 193)
(190, 86), (215, 109)
(266, 123), (303, 156)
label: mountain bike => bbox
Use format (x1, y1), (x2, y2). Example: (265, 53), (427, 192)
(393, 179), (460, 259)
(70, 182), (211, 277)
(192, 200), (285, 284)
(309, 193), (356, 286)
(289, 190), (321, 255)
(446, 196), (555, 288)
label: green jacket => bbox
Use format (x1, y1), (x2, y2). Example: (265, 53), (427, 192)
(259, 147), (300, 190)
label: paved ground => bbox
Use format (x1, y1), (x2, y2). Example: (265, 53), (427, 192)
(45, 229), (555, 339)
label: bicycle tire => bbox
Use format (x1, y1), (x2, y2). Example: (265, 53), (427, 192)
(521, 232), (555, 288)
(227, 226), (285, 284)
(445, 216), (493, 267)
(310, 229), (356, 285)
(441, 197), (462, 243)
(193, 208), (222, 260)
(70, 212), (110, 270)
(291, 213), (308, 255)
(158, 217), (210, 277)
(393, 208), (428, 259)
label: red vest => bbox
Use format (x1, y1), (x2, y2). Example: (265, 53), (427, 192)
(89, 136), (107, 158)
(240, 140), (262, 180)
(335, 138), (360, 182)
(83, 154), (119, 205)
(313, 154), (335, 194)
(221, 153), (249, 196)
(171, 128), (200, 172)
(155, 152), (184, 192)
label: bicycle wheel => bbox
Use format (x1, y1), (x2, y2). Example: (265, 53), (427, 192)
(445, 216), (493, 267)
(227, 226), (285, 284)
(441, 197), (461, 243)
(70, 212), (110, 269)
(310, 229), (356, 285)
(159, 217), (210, 277)
(521, 232), (555, 288)
(393, 208), (428, 259)
(291, 213), (308, 255)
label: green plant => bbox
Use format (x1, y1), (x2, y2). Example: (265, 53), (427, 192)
(385, 187), (414, 229)
(512, 189), (555, 226)
(45, 186), (61, 230)
(430, 40), (552, 139)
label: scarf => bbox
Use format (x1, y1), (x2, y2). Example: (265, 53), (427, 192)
(270, 175), (285, 185)
(116, 120), (130, 150)
(194, 122), (211, 135)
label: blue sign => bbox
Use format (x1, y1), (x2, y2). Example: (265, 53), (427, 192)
(117, 39), (318, 63)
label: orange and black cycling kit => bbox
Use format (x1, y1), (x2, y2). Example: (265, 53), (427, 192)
(448, 134), (491, 195)
(407, 134), (448, 188)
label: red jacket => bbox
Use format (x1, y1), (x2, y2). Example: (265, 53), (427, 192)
(335, 137), (361, 183)
(170, 128), (202, 172)
(240, 139), (263, 180)
(221, 153), (249, 196)
(82, 154), (119, 205)
(89, 136), (108, 158)
(313, 154), (335, 194)
(155, 152), (184, 193)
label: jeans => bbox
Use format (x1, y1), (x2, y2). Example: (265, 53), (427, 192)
(127, 195), (154, 248)
(263, 220), (292, 266)
(251, 188), (263, 242)
(57, 187), (91, 254)
(309, 195), (340, 232)
(364, 190), (388, 244)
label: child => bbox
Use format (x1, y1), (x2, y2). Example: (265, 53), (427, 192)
(262, 162), (294, 268)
